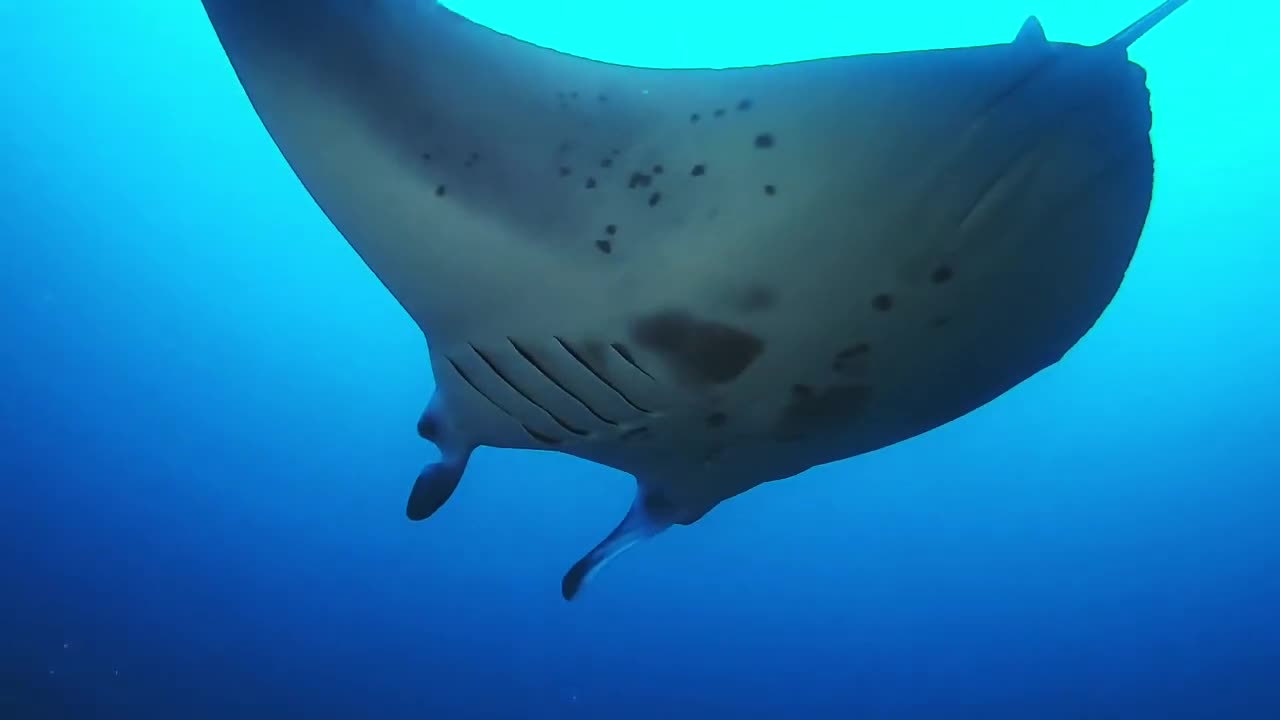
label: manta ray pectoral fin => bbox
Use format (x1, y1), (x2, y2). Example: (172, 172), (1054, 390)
(1015, 16), (1047, 44)
(561, 486), (677, 601)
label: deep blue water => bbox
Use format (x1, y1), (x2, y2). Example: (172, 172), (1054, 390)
(2, 1), (1278, 718)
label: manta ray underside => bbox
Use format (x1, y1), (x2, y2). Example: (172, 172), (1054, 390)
(199, 0), (1192, 599)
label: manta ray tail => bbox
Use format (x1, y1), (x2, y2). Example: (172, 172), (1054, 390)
(561, 486), (676, 601)
(1103, 0), (1192, 49)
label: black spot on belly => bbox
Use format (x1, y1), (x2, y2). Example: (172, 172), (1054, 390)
(932, 265), (954, 284)
(630, 310), (764, 385)
(778, 384), (872, 436)
(755, 133), (775, 149)
(872, 293), (894, 311)
(595, 239), (613, 254)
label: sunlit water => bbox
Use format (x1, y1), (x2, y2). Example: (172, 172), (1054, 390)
(2, 1), (1277, 717)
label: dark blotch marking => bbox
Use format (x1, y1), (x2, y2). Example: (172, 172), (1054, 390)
(690, 113), (701, 123)
(585, 177), (598, 189)
(421, 152), (432, 162)
(714, 108), (726, 118)
(464, 151), (479, 168)
(630, 310), (764, 385)
(648, 192), (662, 207)
(596, 240), (613, 254)
(755, 133), (775, 149)
(653, 164), (664, 175)
(598, 94), (608, 103)
(628, 171), (653, 189)
(706, 412), (727, 428)
(832, 343), (871, 375)
(872, 293), (893, 311)
(737, 98), (754, 111)
(601, 157), (613, 168)
(435, 185), (447, 197)
(691, 164), (706, 176)
(778, 384), (873, 435)
(737, 286), (777, 313)
(559, 166), (572, 177)
(570, 91), (580, 100)
(764, 184), (777, 196)
(932, 265), (954, 284)
(606, 224), (617, 235)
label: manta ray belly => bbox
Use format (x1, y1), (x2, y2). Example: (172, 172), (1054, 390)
(422, 43), (1154, 505)
(201, 0), (1184, 600)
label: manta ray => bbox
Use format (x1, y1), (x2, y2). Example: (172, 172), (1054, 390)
(200, 0), (1192, 599)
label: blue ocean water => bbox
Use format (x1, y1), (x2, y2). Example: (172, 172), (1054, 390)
(2, 0), (1277, 717)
